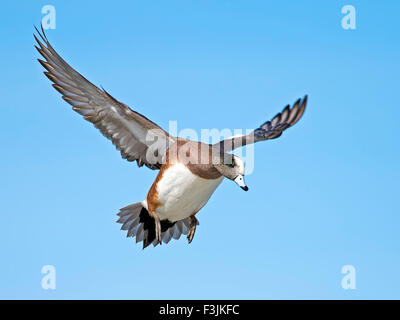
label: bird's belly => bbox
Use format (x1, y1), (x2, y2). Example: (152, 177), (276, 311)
(154, 163), (223, 222)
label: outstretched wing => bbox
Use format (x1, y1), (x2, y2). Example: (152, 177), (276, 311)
(215, 95), (307, 152)
(34, 26), (175, 170)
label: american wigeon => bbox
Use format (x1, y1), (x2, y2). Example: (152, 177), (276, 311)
(34, 26), (307, 249)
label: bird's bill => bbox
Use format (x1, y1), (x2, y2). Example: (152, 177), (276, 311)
(234, 175), (248, 191)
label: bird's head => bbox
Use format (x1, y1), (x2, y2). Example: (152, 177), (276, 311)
(214, 154), (248, 191)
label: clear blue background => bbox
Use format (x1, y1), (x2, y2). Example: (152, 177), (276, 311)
(1, 0), (399, 299)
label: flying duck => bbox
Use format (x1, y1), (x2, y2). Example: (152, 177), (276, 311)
(34, 26), (307, 249)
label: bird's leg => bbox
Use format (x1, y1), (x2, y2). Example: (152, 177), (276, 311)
(187, 216), (198, 244)
(154, 215), (162, 245)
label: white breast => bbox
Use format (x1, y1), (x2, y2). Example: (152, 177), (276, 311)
(154, 163), (223, 222)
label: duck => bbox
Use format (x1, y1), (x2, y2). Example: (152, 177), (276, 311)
(34, 26), (307, 249)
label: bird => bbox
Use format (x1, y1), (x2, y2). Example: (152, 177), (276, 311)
(34, 25), (307, 249)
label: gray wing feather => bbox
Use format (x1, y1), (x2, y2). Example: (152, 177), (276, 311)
(215, 95), (307, 152)
(34, 26), (175, 170)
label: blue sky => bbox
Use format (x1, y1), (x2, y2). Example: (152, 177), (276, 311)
(1, 0), (400, 299)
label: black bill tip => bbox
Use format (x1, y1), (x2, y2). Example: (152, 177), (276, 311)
(241, 186), (249, 191)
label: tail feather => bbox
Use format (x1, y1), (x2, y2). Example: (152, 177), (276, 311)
(116, 202), (193, 249)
